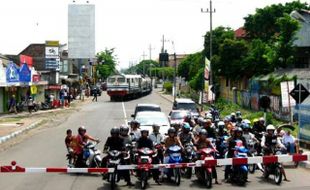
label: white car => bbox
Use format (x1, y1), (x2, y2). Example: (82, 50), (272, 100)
(135, 111), (170, 136)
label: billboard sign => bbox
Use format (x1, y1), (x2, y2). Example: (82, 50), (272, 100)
(20, 55), (33, 67)
(68, 4), (95, 59)
(45, 58), (60, 70)
(45, 41), (59, 70)
(45, 47), (59, 58)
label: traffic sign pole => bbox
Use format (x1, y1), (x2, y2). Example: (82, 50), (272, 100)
(298, 84), (301, 141)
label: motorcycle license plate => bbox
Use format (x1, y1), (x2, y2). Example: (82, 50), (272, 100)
(238, 153), (247, 157)
(141, 156), (149, 159)
(109, 160), (120, 164)
(171, 153), (181, 157)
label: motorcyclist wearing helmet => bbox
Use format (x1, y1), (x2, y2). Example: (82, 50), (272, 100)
(130, 120), (141, 141)
(136, 129), (161, 185)
(179, 122), (194, 146)
(171, 122), (182, 135)
(75, 126), (99, 167)
(230, 112), (237, 123)
(194, 129), (220, 185)
(120, 125), (132, 145)
(225, 127), (247, 182)
(149, 124), (164, 145)
(103, 127), (124, 151)
(163, 127), (183, 150)
(103, 127), (133, 186)
(261, 125), (285, 155)
(261, 125), (289, 181)
(217, 121), (228, 137)
(224, 117), (234, 135)
(242, 123), (258, 146)
(202, 119), (216, 139)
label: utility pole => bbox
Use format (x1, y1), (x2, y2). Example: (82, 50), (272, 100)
(142, 51), (147, 75)
(148, 44), (155, 60)
(172, 41), (177, 102)
(201, 0), (216, 103)
(161, 35), (169, 67)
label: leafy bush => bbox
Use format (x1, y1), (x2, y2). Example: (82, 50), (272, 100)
(163, 82), (173, 93)
(208, 98), (284, 126)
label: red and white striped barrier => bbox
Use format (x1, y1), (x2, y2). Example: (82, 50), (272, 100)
(118, 154), (310, 170)
(0, 161), (114, 173)
(1, 154), (309, 173)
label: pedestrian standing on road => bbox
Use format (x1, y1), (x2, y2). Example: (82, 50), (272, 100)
(9, 95), (17, 114)
(92, 88), (98, 102)
(27, 96), (34, 114)
(81, 88), (85, 101)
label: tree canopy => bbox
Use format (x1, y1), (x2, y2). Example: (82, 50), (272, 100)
(96, 48), (117, 80)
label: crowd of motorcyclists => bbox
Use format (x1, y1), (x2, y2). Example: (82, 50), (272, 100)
(65, 105), (300, 188)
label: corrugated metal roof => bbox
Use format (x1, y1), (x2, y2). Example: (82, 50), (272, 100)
(291, 10), (310, 47)
(256, 68), (310, 81)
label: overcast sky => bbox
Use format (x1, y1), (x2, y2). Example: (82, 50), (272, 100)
(0, 0), (308, 69)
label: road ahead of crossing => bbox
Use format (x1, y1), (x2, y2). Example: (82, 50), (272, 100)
(0, 90), (310, 190)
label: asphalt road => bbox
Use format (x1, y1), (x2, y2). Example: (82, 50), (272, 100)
(0, 90), (310, 190)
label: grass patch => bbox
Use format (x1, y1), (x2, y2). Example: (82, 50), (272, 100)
(205, 98), (286, 126)
(0, 117), (24, 123)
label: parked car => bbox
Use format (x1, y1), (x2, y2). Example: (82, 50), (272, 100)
(101, 82), (107, 91)
(131, 103), (161, 118)
(90, 86), (102, 96)
(168, 110), (190, 125)
(135, 111), (170, 136)
(172, 98), (199, 118)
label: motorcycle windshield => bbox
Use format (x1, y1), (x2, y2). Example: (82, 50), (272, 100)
(168, 145), (181, 153)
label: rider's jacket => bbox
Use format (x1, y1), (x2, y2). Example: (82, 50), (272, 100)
(136, 137), (153, 149)
(179, 132), (193, 145)
(149, 132), (163, 145)
(104, 137), (124, 151)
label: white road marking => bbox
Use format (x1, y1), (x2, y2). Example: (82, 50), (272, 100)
(122, 101), (128, 124)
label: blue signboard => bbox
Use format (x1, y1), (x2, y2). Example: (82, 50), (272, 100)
(19, 64), (31, 82)
(46, 58), (59, 69)
(6, 62), (19, 83)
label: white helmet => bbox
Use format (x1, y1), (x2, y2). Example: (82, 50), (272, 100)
(206, 113), (212, 119)
(218, 121), (225, 126)
(266, 124), (275, 131)
(242, 119), (251, 125)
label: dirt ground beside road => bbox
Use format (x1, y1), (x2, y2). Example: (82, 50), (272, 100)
(0, 98), (92, 153)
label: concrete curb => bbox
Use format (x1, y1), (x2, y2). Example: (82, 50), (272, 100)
(156, 91), (174, 103)
(299, 161), (310, 169)
(0, 120), (44, 144)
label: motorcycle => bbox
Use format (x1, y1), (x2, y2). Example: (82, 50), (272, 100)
(183, 143), (195, 178)
(82, 142), (102, 168)
(165, 145), (182, 185)
(263, 148), (283, 185)
(228, 140), (249, 186)
(195, 147), (216, 188)
(247, 139), (263, 173)
(136, 147), (158, 189)
(106, 150), (122, 190)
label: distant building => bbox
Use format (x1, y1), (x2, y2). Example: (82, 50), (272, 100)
(167, 54), (188, 68)
(291, 9), (310, 68)
(234, 27), (246, 39)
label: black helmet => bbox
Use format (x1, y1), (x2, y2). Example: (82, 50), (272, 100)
(120, 125), (129, 136)
(199, 129), (208, 136)
(78, 126), (86, 134)
(152, 124), (160, 131)
(141, 129), (149, 135)
(234, 127), (243, 133)
(110, 127), (120, 136)
(168, 127), (176, 134)
(131, 120), (140, 126)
